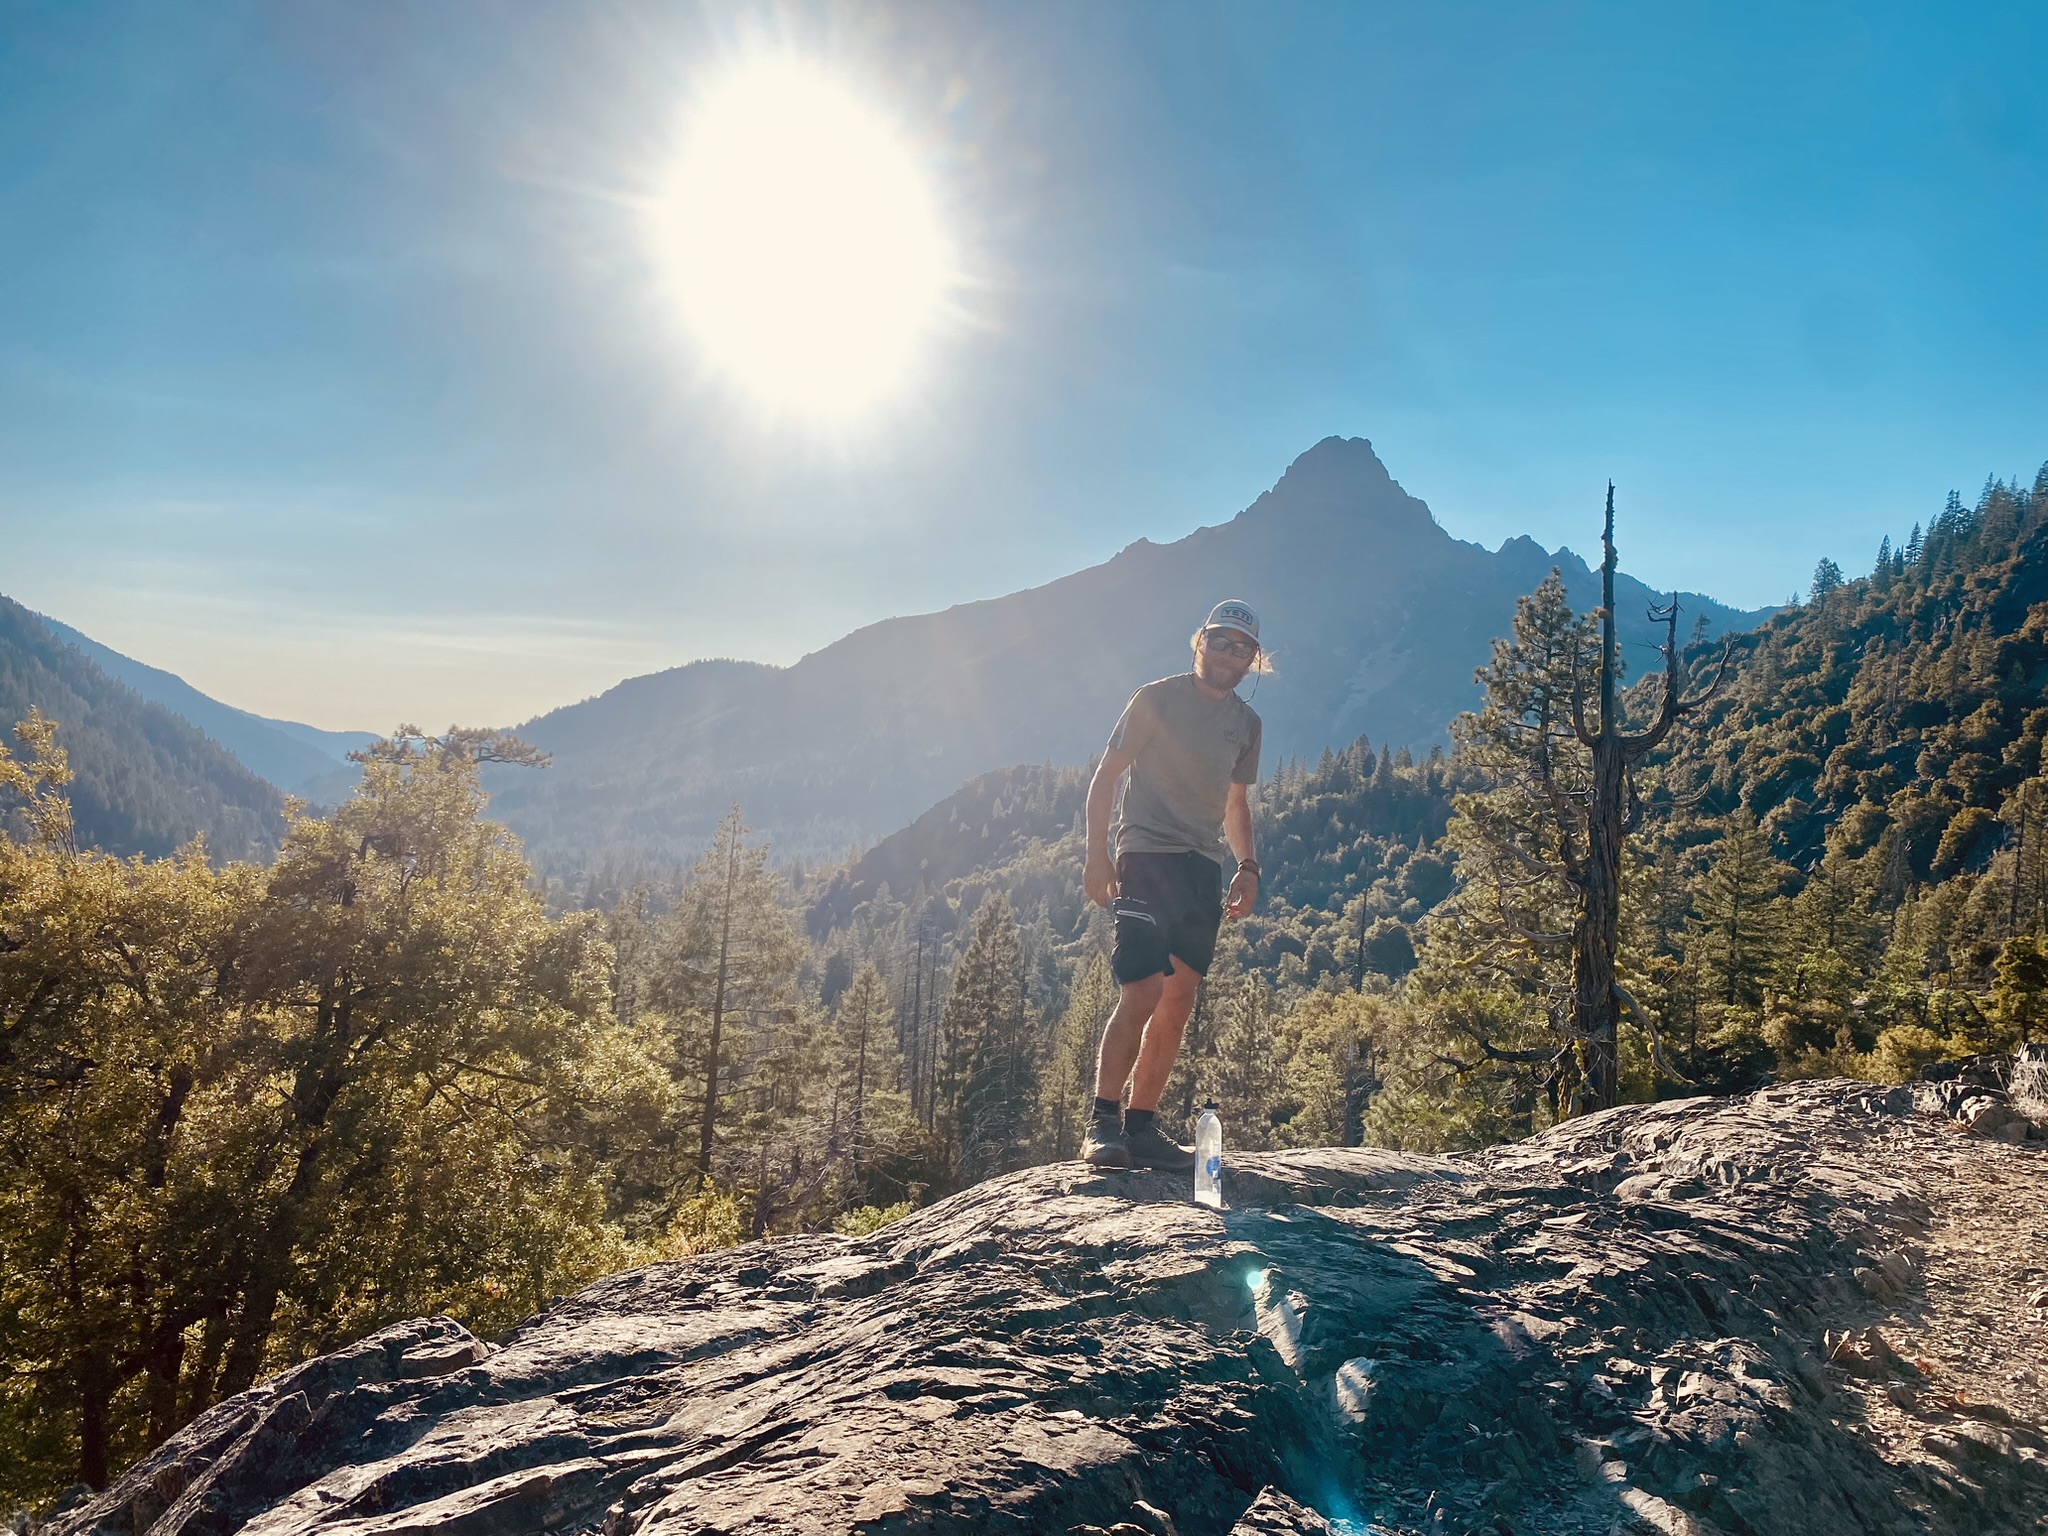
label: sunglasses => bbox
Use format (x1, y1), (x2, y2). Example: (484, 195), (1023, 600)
(1202, 629), (1258, 657)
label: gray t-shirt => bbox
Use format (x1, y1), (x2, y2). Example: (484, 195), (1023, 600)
(1106, 673), (1262, 865)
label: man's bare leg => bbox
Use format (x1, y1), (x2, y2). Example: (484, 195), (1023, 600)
(1094, 974), (1164, 1105)
(1127, 965), (1202, 1111)
(1094, 968), (1204, 1107)
(1082, 966), (1203, 1172)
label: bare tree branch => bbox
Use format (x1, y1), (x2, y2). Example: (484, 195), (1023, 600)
(1569, 660), (1597, 749)
(1497, 918), (1573, 947)
(1674, 638), (1738, 715)
(1482, 835), (1570, 883)
(1613, 980), (1691, 1085)
(1474, 1038), (1573, 1065)
(1625, 610), (1736, 757)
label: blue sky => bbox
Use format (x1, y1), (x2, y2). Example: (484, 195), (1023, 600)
(1, 1), (2042, 729)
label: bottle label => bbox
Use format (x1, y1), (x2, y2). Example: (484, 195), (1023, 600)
(1204, 1155), (1221, 1178)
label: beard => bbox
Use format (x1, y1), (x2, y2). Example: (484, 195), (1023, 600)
(1195, 653), (1249, 689)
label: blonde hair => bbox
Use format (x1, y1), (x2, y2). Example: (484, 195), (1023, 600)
(1191, 629), (1275, 675)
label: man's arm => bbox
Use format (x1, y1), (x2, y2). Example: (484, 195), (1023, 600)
(1223, 780), (1258, 920)
(1083, 747), (1134, 908)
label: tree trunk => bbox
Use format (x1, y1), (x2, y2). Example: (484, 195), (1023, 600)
(905, 922), (924, 1120)
(143, 1312), (188, 1444)
(181, 1311), (228, 1423)
(851, 1007), (868, 1184)
(78, 1351), (111, 1489)
(220, 1012), (350, 1396)
(217, 1136), (322, 1396)
(1564, 483), (1731, 1112)
(697, 828), (738, 1185)
(2011, 798), (2027, 934)
(1574, 729), (1627, 1110)
(751, 1140), (770, 1239)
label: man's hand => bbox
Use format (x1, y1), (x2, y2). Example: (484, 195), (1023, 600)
(1221, 782), (1257, 920)
(1225, 866), (1258, 920)
(1085, 848), (1119, 909)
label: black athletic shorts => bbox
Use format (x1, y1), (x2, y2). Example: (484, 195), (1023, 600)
(1111, 851), (1224, 984)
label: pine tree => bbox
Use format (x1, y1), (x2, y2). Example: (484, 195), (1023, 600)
(1041, 955), (1117, 1159)
(1691, 811), (1786, 1009)
(1992, 935), (2048, 1047)
(2007, 780), (2048, 937)
(738, 1003), (837, 1237)
(654, 806), (805, 1187)
(934, 895), (1037, 1186)
(1768, 855), (1876, 1059)
(833, 963), (903, 1184)
(1209, 974), (1282, 1149)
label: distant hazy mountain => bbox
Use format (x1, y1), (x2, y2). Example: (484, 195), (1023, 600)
(491, 438), (1773, 870)
(33, 614), (374, 799)
(0, 595), (284, 858)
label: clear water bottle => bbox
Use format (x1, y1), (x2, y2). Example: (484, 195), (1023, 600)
(1194, 1102), (1224, 1208)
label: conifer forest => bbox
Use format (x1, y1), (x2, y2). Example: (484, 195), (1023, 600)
(5, 466), (2048, 1501)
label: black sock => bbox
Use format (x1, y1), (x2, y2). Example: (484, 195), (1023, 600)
(1093, 1097), (1122, 1120)
(1125, 1108), (1156, 1131)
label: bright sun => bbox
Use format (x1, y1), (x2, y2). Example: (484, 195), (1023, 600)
(653, 60), (955, 423)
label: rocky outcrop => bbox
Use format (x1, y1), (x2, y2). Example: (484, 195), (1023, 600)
(57, 1082), (2048, 1536)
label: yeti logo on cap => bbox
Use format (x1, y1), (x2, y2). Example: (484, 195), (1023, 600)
(1204, 600), (1260, 642)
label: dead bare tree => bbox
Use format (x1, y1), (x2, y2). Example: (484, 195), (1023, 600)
(1446, 485), (1731, 1113)
(1565, 486), (1733, 1106)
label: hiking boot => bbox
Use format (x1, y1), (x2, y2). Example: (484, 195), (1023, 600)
(1123, 1118), (1196, 1174)
(1080, 1113), (1131, 1169)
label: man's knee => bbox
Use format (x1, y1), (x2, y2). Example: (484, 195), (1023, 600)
(1159, 964), (1202, 1011)
(1117, 974), (1165, 1015)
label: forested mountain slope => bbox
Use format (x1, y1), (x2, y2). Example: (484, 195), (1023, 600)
(491, 438), (1766, 871)
(824, 469), (2048, 988)
(801, 740), (1457, 996)
(784, 463), (2048, 1153)
(34, 612), (373, 799)
(0, 595), (283, 858)
(1673, 484), (2048, 884)
(804, 762), (1089, 938)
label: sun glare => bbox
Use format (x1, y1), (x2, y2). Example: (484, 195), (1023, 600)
(653, 59), (955, 423)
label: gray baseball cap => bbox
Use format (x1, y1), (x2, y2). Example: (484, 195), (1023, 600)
(1203, 600), (1260, 644)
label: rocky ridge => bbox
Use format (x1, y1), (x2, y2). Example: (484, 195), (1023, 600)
(56, 1081), (2048, 1536)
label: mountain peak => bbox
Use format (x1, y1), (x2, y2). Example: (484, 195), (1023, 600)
(1236, 435), (1438, 543)
(1274, 434), (1397, 493)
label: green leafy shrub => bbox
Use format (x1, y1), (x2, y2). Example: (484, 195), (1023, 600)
(834, 1201), (914, 1236)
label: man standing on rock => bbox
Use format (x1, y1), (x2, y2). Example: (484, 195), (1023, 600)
(1081, 600), (1265, 1171)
